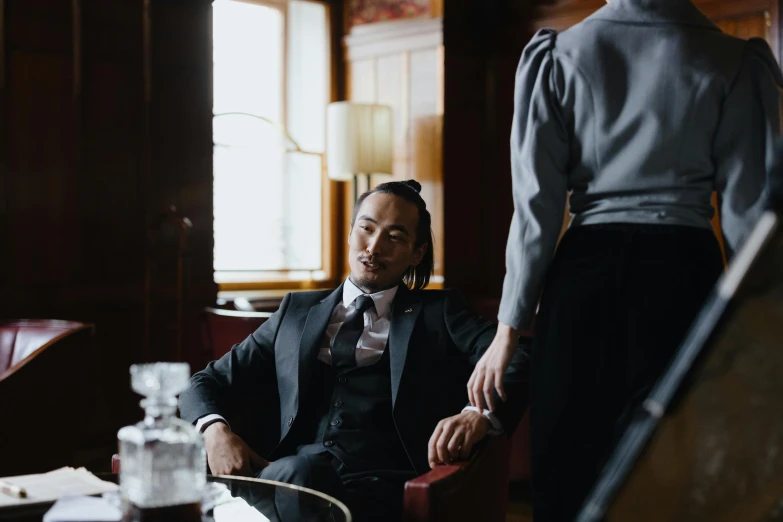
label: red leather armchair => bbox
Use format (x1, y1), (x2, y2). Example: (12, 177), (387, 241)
(0, 320), (96, 475)
(112, 435), (512, 522)
(404, 435), (512, 522)
(115, 306), (518, 520)
(200, 307), (271, 363)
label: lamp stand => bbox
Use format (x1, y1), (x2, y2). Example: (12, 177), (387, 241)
(353, 173), (372, 202)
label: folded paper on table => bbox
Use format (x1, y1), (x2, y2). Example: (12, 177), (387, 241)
(0, 468), (118, 508)
(43, 496), (122, 522)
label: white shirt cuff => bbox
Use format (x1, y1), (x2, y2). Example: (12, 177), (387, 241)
(195, 414), (230, 433)
(462, 406), (504, 435)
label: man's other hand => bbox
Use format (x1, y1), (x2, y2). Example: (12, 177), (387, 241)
(427, 411), (490, 469)
(203, 422), (269, 476)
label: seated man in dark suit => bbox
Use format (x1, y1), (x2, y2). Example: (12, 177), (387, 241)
(179, 180), (529, 522)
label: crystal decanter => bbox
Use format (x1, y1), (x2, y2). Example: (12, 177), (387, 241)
(117, 363), (206, 520)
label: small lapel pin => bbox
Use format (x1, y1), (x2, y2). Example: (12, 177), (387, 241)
(404, 307), (413, 313)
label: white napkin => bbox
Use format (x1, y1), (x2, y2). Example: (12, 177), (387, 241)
(42, 496), (122, 522)
(0, 467), (118, 508)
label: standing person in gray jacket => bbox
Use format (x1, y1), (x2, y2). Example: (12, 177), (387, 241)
(466, 0), (783, 520)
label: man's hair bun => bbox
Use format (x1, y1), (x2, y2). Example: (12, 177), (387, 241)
(402, 179), (422, 193)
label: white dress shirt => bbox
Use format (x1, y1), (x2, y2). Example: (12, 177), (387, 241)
(318, 277), (397, 367)
(196, 278), (501, 434)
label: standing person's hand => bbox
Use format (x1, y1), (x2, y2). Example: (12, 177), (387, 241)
(467, 322), (519, 412)
(203, 422), (269, 476)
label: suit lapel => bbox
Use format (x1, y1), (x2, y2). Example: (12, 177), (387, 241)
(388, 285), (422, 408)
(296, 285), (343, 409)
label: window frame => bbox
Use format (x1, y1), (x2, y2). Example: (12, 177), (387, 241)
(213, 0), (339, 292)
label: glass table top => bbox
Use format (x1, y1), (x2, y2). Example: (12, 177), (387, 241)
(0, 473), (352, 522)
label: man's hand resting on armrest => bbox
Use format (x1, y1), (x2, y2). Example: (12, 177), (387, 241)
(427, 410), (490, 469)
(203, 422), (270, 476)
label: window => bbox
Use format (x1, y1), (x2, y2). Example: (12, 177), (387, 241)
(212, 0), (330, 286)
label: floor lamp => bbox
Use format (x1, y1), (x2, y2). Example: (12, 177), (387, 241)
(326, 102), (394, 201)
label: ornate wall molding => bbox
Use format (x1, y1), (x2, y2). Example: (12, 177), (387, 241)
(345, 16), (442, 61)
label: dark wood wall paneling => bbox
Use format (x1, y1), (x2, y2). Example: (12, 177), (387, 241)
(0, 0), (216, 442)
(0, 0), (8, 289)
(443, 0), (782, 304)
(146, 0), (215, 368)
(443, 0), (533, 299)
(6, 0), (78, 295)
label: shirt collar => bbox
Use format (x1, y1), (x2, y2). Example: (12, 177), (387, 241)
(591, 0), (719, 30)
(342, 277), (398, 318)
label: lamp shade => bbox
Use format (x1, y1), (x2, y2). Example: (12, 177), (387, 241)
(326, 102), (393, 181)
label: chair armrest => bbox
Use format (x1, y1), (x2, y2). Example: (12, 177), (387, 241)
(404, 464), (462, 522)
(403, 435), (511, 522)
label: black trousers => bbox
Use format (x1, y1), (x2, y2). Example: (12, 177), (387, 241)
(530, 224), (724, 522)
(256, 451), (414, 522)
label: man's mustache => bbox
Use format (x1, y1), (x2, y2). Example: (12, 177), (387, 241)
(359, 255), (386, 268)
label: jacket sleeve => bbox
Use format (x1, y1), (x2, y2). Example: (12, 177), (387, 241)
(442, 289), (531, 435)
(178, 293), (291, 424)
(498, 28), (570, 331)
(713, 38), (783, 259)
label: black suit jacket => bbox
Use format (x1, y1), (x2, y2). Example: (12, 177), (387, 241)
(179, 284), (530, 475)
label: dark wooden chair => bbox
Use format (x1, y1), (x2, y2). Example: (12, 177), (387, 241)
(0, 320), (96, 476)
